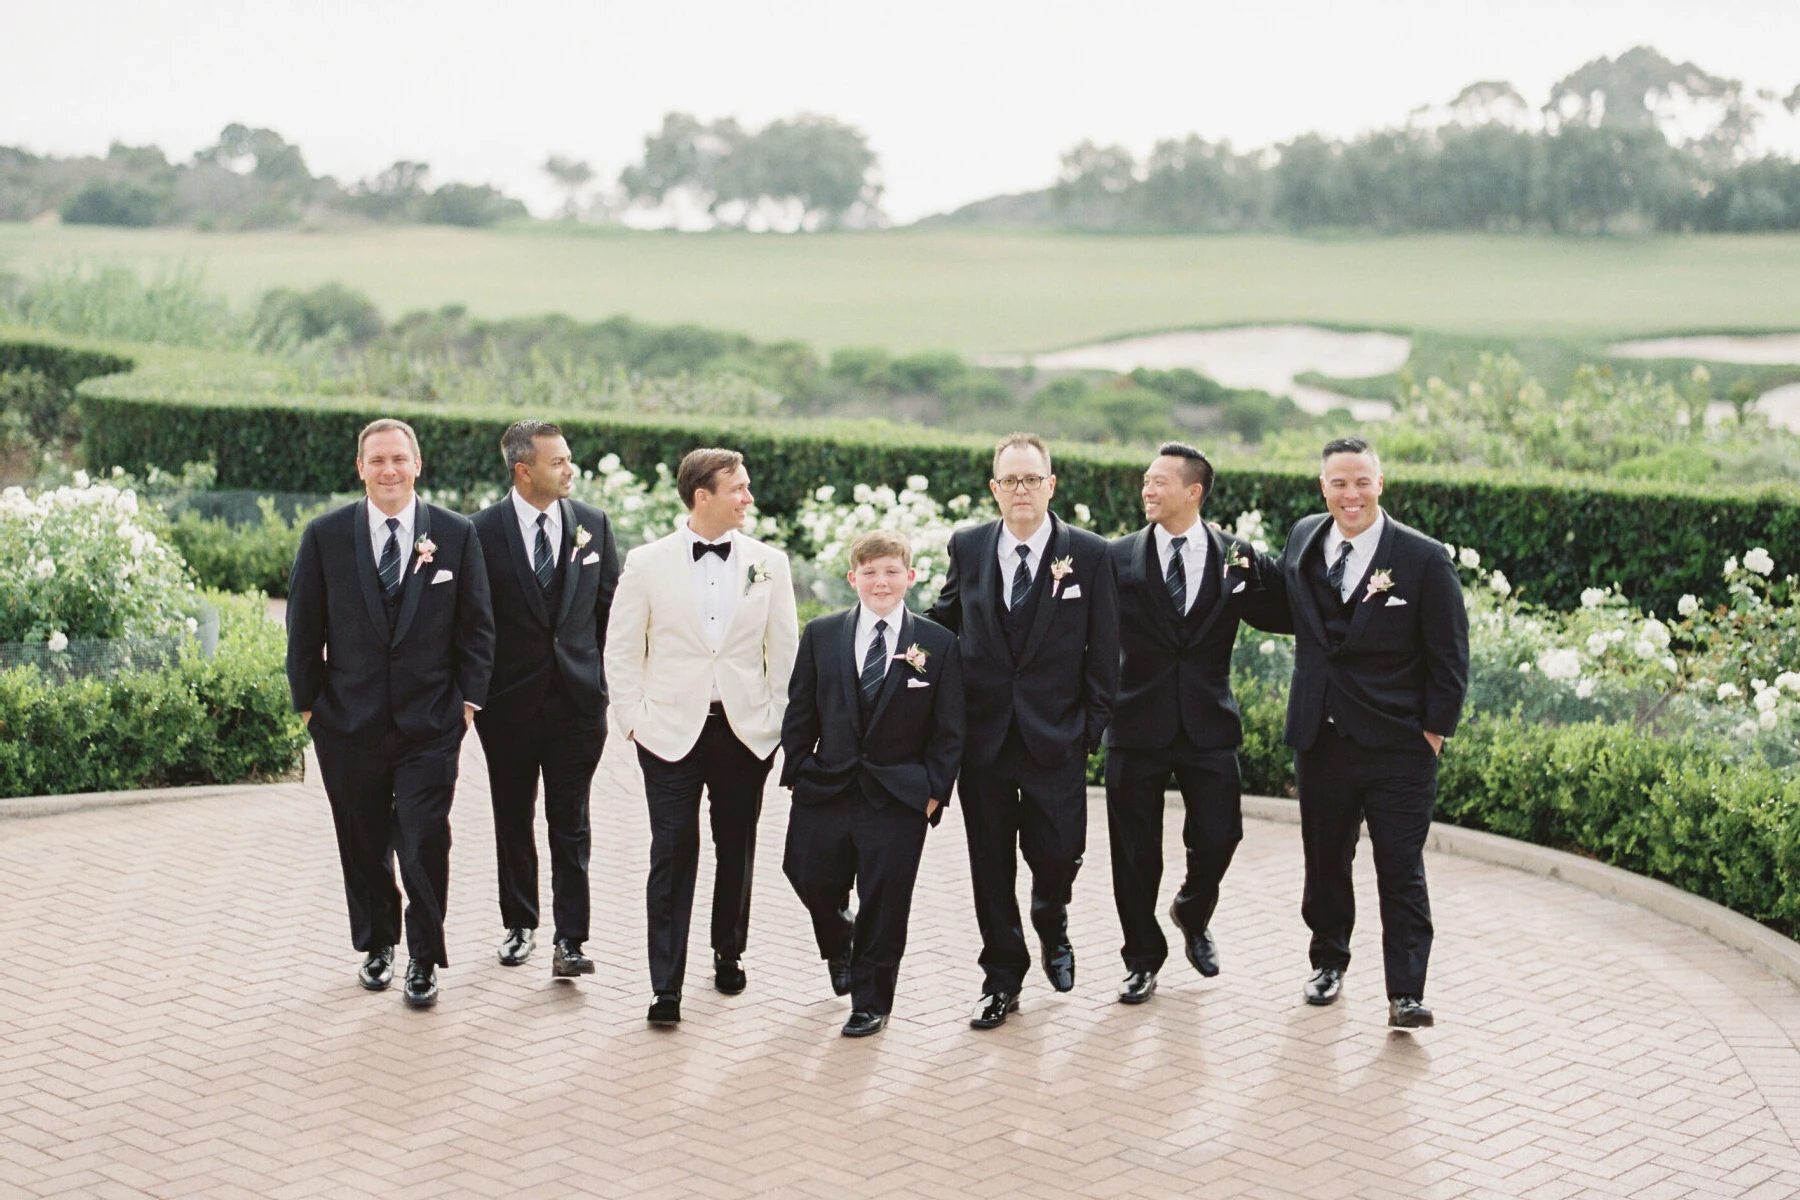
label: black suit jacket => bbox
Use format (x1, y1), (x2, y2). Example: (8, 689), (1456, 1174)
(286, 498), (495, 740)
(925, 513), (1118, 770)
(470, 496), (621, 721)
(1273, 511), (1470, 752)
(1105, 523), (1289, 752)
(779, 608), (963, 821)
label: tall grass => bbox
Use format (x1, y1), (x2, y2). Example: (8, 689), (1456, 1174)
(0, 260), (247, 348)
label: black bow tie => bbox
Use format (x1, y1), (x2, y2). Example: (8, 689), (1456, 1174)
(693, 540), (730, 562)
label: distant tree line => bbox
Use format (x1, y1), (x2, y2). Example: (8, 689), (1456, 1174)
(0, 123), (527, 230)
(949, 47), (1800, 233)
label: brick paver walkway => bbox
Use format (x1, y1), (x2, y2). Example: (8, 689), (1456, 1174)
(4, 737), (1799, 1199)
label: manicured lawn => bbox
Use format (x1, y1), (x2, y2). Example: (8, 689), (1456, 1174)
(3, 223), (1799, 355)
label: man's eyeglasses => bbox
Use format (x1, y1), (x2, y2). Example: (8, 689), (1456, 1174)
(994, 474), (1047, 493)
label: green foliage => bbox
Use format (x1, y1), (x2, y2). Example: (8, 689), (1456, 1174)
(0, 261), (242, 348)
(60, 179), (165, 227)
(252, 284), (385, 349)
(165, 497), (329, 597)
(0, 591), (306, 798)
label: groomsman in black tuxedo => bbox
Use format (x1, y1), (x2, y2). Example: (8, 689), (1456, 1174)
(781, 530), (964, 1037)
(928, 432), (1118, 1029)
(470, 421), (621, 980)
(1103, 443), (1289, 1005)
(287, 418), (495, 1009)
(1272, 437), (1469, 1029)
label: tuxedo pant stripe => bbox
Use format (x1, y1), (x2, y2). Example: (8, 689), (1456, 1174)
(312, 726), (463, 968)
(1296, 724), (1437, 999)
(958, 740), (1087, 994)
(475, 694), (605, 945)
(1104, 746), (1242, 975)
(638, 715), (771, 998)
(783, 790), (929, 1015)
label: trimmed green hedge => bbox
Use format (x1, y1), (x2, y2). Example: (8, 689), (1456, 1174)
(0, 592), (306, 798)
(79, 387), (1800, 613)
(0, 340), (134, 389)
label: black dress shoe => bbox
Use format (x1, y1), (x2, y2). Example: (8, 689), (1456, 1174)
(1040, 940), (1076, 993)
(647, 994), (681, 1026)
(551, 939), (594, 978)
(358, 946), (394, 991)
(1117, 970), (1157, 1005)
(841, 1010), (887, 1038)
(1169, 902), (1219, 978)
(1388, 996), (1435, 1029)
(969, 992), (1019, 1029)
(497, 927), (534, 966)
(714, 952), (746, 995)
(1304, 966), (1344, 1006)
(827, 948), (852, 997)
(402, 960), (438, 1009)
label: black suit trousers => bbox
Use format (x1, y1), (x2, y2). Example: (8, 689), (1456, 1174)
(475, 690), (605, 945)
(959, 727), (1086, 994)
(1296, 723), (1438, 998)
(311, 724), (463, 967)
(637, 713), (772, 997)
(1104, 743), (1242, 974)
(782, 789), (929, 1015)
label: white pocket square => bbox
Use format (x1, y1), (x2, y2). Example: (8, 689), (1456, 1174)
(1385, 596), (1408, 607)
(906, 678), (930, 689)
(430, 569), (454, 584)
(1060, 584), (1081, 599)
(581, 551), (600, 565)
(1231, 580), (1247, 594)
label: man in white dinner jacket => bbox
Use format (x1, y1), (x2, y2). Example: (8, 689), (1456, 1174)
(605, 447), (799, 1026)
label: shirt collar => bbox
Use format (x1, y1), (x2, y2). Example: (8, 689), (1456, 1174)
(368, 498), (415, 540)
(683, 523), (734, 554)
(511, 488), (558, 533)
(1327, 511), (1386, 556)
(998, 516), (1053, 561)
(1153, 517), (1205, 555)
(857, 602), (904, 640)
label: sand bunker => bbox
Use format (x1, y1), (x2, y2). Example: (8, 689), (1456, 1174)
(983, 325), (1410, 420)
(1611, 334), (1800, 432)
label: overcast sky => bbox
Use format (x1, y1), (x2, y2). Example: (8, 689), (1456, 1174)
(4, 0), (1799, 223)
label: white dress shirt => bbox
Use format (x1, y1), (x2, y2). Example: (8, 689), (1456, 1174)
(1153, 518), (1210, 614)
(853, 602), (903, 683)
(996, 517), (1054, 610)
(1324, 511), (1387, 603)
(511, 488), (560, 570)
(367, 498), (416, 578)
(684, 524), (738, 655)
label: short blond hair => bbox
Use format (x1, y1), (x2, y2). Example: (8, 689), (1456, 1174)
(849, 529), (913, 570)
(357, 417), (421, 459)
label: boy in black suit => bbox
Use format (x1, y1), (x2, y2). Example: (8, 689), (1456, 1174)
(780, 530), (964, 1037)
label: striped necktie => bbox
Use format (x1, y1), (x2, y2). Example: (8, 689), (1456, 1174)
(378, 518), (401, 598)
(1327, 540), (1355, 598)
(1010, 545), (1031, 609)
(533, 512), (555, 590)
(860, 619), (889, 705)
(1165, 535), (1187, 613)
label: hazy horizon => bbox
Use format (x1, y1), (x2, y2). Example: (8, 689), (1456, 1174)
(4, 0), (1799, 224)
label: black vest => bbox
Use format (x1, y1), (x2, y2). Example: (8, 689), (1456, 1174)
(996, 548), (1050, 662)
(1177, 545), (1222, 639)
(1306, 539), (1358, 730)
(538, 552), (571, 706)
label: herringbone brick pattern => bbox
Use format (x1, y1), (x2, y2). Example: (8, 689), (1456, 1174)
(2, 736), (1798, 1198)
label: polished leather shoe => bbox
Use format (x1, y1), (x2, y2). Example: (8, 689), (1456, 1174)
(497, 927), (534, 966)
(358, 946), (394, 991)
(1169, 903), (1220, 978)
(1388, 996), (1435, 1029)
(551, 939), (594, 978)
(841, 1010), (887, 1038)
(402, 959), (437, 1009)
(647, 994), (681, 1026)
(714, 952), (746, 995)
(969, 992), (1020, 1029)
(1304, 966), (1344, 1006)
(827, 948), (852, 997)
(1040, 940), (1076, 993)
(1117, 970), (1157, 1005)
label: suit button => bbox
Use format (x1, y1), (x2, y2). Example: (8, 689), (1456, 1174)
(390, 649), (400, 661)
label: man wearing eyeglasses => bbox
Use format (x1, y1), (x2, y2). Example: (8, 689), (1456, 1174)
(928, 432), (1119, 1029)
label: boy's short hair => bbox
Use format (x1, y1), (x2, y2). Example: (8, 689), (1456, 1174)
(849, 529), (913, 570)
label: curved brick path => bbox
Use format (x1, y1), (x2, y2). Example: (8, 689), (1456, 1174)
(3, 738), (1799, 1199)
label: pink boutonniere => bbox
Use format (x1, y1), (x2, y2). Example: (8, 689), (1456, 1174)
(574, 524), (592, 550)
(412, 534), (437, 574)
(1229, 550), (1252, 572)
(1363, 568), (1394, 602)
(896, 643), (930, 674)
(1049, 555), (1075, 597)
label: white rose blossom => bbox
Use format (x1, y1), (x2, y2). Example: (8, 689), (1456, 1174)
(1717, 682), (1742, 701)
(1586, 633), (1610, 656)
(1639, 618), (1670, 649)
(1488, 571), (1511, 596)
(1759, 708), (1780, 729)
(1575, 678), (1596, 699)
(1677, 594), (1699, 617)
(1742, 547), (1775, 577)
(1536, 648), (1582, 680)
(72, 470), (89, 489)
(34, 557), (56, 579)
(1259, 640), (1275, 655)
(1775, 671), (1800, 694)
(1723, 556), (1738, 577)
(1580, 587), (1607, 609)
(47, 630), (69, 652)
(1458, 547), (1481, 570)
(1754, 689), (1780, 713)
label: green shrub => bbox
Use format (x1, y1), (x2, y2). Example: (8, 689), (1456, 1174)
(165, 498), (325, 597)
(0, 591), (306, 798)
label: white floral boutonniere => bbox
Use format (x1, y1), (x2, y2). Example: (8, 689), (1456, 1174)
(1049, 555), (1075, 597)
(574, 524), (592, 550)
(412, 534), (437, 574)
(744, 561), (773, 595)
(1229, 549), (1252, 572)
(897, 643), (930, 674)
(1363, 568), (1395, 602)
